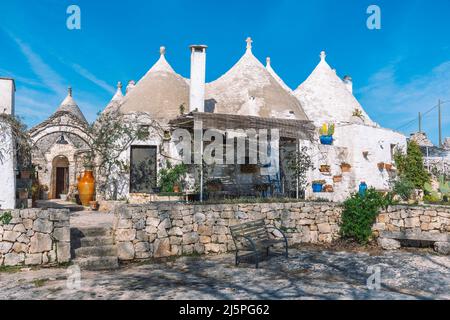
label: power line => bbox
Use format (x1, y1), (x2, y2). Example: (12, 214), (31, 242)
(395, 100), (448, 131)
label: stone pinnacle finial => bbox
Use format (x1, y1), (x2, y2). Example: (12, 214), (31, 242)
(320, 51), (326, 61)
(266, 57), (271, 67)
(68, 86), (72, 97)
(117, 81), (122, 89)
(160, 46), (166, 55)
(246, 37), (253, 51)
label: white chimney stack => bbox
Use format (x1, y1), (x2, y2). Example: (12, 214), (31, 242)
(0, 78), (15, 115)
(343, 75), (353, 94)
(189, 45), (207, 112)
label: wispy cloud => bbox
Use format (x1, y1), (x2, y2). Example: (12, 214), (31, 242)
(356, 60), (450, 143)
(69, 63), (115, 94)
(7, 34), (67, 95)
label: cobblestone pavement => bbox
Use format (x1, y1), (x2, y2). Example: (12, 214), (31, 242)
(0, 248), (449, 300)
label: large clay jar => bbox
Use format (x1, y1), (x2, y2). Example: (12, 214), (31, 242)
(78, 170), (95, 206)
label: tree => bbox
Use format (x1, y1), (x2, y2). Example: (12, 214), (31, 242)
(284, 146), (314, 197)
(0, 113), (32, 168)
(86, 110), (159, 200)
(394, 141), (430, 189)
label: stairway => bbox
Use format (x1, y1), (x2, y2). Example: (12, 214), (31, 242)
(70, 227), (119, 270)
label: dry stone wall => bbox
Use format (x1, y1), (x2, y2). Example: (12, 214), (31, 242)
(0, 209), (71, 266)
(112, 202), (342, 261)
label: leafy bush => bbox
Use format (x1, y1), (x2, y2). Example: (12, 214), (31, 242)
(340, 188), (391, 244)
(158, 162), (188, 192)
(393, 176), (415, 201)
(0, 211), (13, 224)
(394, 141), (430, 189)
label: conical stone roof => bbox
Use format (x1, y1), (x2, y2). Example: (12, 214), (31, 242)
(55, 87), (87, 123)
(294, 51), (374, 126)
(103, 82), (124, 114)
(206, 38), (308, 120)
(119, 47), (189, 120)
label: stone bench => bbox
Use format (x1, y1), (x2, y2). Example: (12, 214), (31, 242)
(378, 231), (450, 255)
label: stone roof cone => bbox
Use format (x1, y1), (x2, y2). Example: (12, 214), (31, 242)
(205, 37), (308, 120)
(294, 51), (375, 126)
(119, 46), (189, 121)
(55, 87), (87, 123)
(103, 82), (124, 114)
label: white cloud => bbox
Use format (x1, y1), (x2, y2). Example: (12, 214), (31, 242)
(69, 63), (115, 95)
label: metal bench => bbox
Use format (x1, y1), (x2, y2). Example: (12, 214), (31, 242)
(230, 219), (288, 268)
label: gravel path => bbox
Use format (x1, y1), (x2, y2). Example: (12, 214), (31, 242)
(1, 248), (449, 300)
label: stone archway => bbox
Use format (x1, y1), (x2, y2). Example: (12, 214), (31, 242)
(52, 155), (70, 199)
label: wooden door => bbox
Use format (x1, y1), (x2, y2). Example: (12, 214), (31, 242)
(55, 167), (68, 198)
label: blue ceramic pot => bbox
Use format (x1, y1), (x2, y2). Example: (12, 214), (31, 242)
(320, 135), (333, 145)
(312, 183), (324, 193)
(359, 182), (368, 197)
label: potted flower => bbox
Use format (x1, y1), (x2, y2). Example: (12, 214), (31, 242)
(340, 162), (351, 172)
(312, 180), (326, 193)
(333, 175), (342, 183)
(319, 165), (331, 173)
(323, 184), (334, 193)
(377, 162), (385, 170)
(319, 123), (335, 145)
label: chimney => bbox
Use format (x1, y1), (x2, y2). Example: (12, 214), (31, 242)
(343, 75), (353, 94)
(189, 45), (207, 112)
(0, 78), (15, 115)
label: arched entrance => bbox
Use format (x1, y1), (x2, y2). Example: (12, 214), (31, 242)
(52, 156), (70, 199)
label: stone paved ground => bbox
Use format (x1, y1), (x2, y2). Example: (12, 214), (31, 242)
(0, 248), (449, 300)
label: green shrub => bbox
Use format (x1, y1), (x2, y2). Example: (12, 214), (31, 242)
(158, 162), (188, 193)
(394, 141), (430, 189)
(340, 188), (391, 244)
(0, 211), (13, 224)
(393, 176), (415, 201)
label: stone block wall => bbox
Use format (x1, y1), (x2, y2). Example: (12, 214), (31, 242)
(0, 209), (71, 266)
(374, 205), (450, 235)
(112, 202), (342, 261)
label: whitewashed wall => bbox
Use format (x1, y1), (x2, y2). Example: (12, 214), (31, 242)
(0, 79), (16, 209)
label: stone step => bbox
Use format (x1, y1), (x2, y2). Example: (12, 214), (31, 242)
(79, 236), (114, 247)
(73, 256), (119, 271)
(71, 227), (111, 238)
(74, 245), (118, 258)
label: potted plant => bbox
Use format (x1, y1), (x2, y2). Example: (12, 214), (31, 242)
(319, 123), (335, 145)
(89, 200), (99, 211)
(340, 162), (351, 172)
(312, 180), (326, 193)
(60, 193), (68, 201)
(319, 165), (331, 173)
(384, 163), (393, 171)
(377, 162), (385, 170)
(40, 185), (49, 200)
(323, 184), (334, 193)
(333, 175), (343, 183)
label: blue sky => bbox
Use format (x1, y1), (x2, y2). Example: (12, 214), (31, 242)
(0, 0), (449, 143)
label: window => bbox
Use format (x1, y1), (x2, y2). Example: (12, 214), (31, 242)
(130, 146), (157, 193)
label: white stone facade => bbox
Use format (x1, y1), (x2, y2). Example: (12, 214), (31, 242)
(0, 78), (16, 209)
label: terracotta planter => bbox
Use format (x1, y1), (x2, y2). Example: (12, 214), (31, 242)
(173, 184), (180, 193)
(384, 163), (393, 171)
(377, 162), (385, 170)
(78, 170), (95, 206)
(333, 175), (343, 183)
(323, 184), (334, 193)
(319, 165), (331, 173)
(340, 164), (351, 172)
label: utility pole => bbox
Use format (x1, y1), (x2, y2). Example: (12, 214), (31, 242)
(438, 99), (442, 148)
(418, 112), (422, 132)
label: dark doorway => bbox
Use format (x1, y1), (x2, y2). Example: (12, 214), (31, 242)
(55, 167), (69, 198)
(130, 146), (157, 193)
